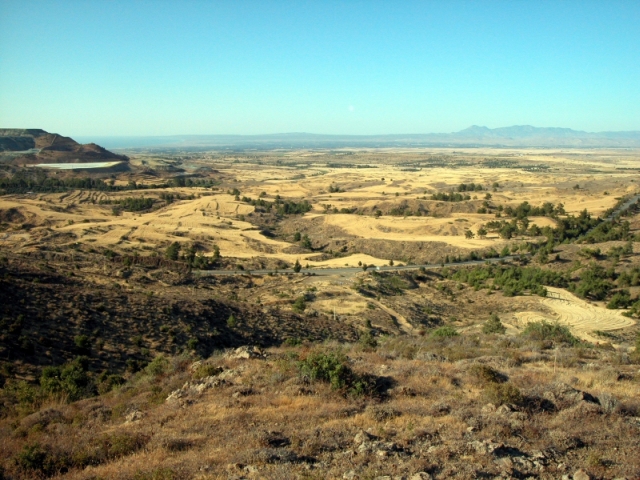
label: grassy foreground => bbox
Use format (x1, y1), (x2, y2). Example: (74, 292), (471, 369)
(1, 325), (639, 480)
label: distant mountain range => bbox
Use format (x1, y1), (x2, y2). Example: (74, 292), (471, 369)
(75, 125), (640, 150)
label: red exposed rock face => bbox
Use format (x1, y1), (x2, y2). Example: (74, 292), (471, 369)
(0, 129), (128, 164)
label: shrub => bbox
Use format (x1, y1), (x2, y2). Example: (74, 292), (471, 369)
(358, 330), (378, 349)
(283, 337), (301, 347)
(191, 364), (223, 380)
(186, 338), (198, 351)
(97, 373), (125, 394)
(105, 432), (149, 458)
(14, 443), (47, 472)
(431, 326), (459, 338)
(484, 382), (523, 406)
(227, 314), (237, 327)
(145, 355), (169, 377)
(13, 443), (71, 477)
(469, 364), (506, 384)
(74, 334), (89, 350)
(607, 290), (631, 309)
(298, 351), (378, 396)
(482, 313), (506, 334)
(40, 357), (95, 402)
(1, 380), (42, 416)
(292, 296), (306, 313)
(522, 321), (579, 346)
(298, 352), (350, 390)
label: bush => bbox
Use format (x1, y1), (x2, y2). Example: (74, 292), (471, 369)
(522, 321), (579, 346)
(292, 296), (306, 313)
(298, 352), (350, 390)
(484, 382), (523, 406)
(14, 443), (66, 476)
(74, 334), (89, 350)
(469, 364), (506, 384)
(97, 372), (125, 394)
(14, 443), (47, 472)
(358, 330), (378, 349)
(227, 314), (237, 328)
(482, 313), (506, 334)
(105, 432), (149, 458)
(192, 364), (223, 380)
(431, 326), (459, 338)
(13, 443), (72, 477)
(298, 351), (378, 396)
(186, 338), (198, 351)
(607, 290), (631, 309)
(40, 357), (95, 402)
(145, 355), (169, 377)
(283, 337), (301, 347)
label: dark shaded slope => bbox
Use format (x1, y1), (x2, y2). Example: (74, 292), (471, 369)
(0, 256), (356, 380)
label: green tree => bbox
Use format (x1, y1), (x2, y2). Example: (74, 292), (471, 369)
(293, 259), (302, 273)
(483, 313), (506, 334)
(165, 242), (181, 261)
(292, 296), (306, 313)
(536, 249), (549, 264)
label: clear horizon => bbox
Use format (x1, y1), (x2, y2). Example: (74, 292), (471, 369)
(1, 1), (639, 137)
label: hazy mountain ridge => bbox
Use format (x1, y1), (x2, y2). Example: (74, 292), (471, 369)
(77, 125), (640, 150)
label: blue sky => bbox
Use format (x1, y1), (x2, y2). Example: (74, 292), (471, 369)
(1, 1), (639, 136)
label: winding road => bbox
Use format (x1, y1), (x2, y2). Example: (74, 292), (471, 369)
(193, 255), (521, 277)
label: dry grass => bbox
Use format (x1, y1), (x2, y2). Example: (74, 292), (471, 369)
(1, 334), (639, 479)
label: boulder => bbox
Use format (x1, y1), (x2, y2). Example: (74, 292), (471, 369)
(224, 346), (265, 360)
(542, 383), (599, 410)
(573, 469), (591, 480)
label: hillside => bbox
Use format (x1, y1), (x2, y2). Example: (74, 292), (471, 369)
(0, 129), (128, 164)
